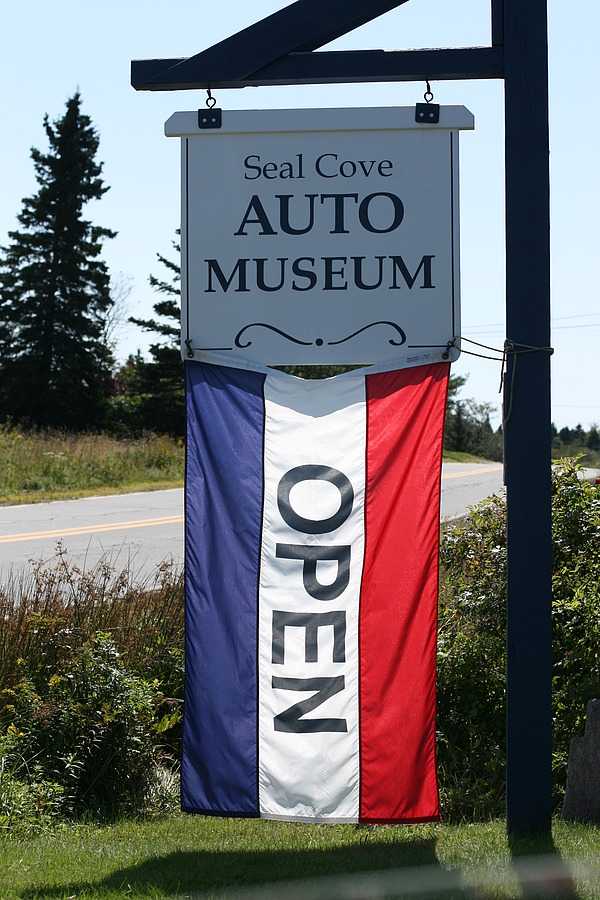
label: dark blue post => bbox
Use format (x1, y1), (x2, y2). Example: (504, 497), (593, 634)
(503, 0), (553, 834)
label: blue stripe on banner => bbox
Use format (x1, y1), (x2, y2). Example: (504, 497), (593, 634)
(182, 361), (266, 815)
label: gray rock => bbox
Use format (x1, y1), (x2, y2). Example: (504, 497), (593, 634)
(563, 699), (600, 822)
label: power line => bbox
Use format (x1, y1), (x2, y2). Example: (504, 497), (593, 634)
(464, 312), (600, 331)
(553, 404), (600, 410)
(462, 322), (600, 337)
(464, 315), (600, 339)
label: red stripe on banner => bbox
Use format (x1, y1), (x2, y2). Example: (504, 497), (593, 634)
(359, 363), (449, 823)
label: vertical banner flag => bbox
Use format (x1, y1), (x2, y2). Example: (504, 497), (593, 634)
(183, 360), (448, 823)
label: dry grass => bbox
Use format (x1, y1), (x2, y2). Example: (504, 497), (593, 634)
(0, 547), (184, 691)
(0, 425), (184, 504)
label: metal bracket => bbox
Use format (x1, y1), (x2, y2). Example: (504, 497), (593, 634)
(415, 102), (440, 124)
(198, 108), (222, 129)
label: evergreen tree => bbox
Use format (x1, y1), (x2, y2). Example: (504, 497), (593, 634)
(587, 426), (600, 452)
(0, 93), (115, 429)
(586, 425), (600, 467)
(126, 236), (184, 434)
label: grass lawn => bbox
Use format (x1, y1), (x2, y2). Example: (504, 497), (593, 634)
(1, 815), (599, 899)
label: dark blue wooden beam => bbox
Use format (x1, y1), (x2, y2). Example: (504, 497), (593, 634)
(132, 46), (504, 91)
(491, 0), (504, 46)
(503, 0), (552, 835)
(139, 0), (412, 89)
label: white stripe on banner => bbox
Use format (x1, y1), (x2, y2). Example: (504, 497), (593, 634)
(258, 375), (366, 821)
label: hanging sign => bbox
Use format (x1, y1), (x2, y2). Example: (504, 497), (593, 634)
(166, 106), (474, 368)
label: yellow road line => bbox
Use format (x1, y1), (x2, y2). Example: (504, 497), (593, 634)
(442, 465), (503, 480)
(0, 515), (184, 544)
(0, 468), (502, 544)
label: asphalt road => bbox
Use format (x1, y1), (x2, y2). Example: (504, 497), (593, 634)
(440, 461), (504, 520)
(0, 489), (185, 584)
(0, 462), (505, 582)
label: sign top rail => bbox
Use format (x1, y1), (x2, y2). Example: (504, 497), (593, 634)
(165, 105), (475, 138)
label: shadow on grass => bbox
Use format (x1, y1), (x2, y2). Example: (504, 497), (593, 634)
(508, 830), (578, 898)
(27, 834), (470, 899)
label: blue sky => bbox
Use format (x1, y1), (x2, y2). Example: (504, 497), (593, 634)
(1, 0), (598, 429)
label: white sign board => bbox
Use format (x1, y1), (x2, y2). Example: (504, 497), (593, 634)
(166, 106), (474, 369)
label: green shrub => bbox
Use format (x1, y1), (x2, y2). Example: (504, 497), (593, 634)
(549, 460), (600, 792)
(1, 633), (167, 819)
(437, 458), (600, 820)
(0, 724), (70, 830)
(0, 555), (184, 826)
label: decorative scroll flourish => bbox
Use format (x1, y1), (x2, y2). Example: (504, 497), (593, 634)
(328, 322), (407, 347)
(235, 323), (313, 348)
(234, 321), (407, 350)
